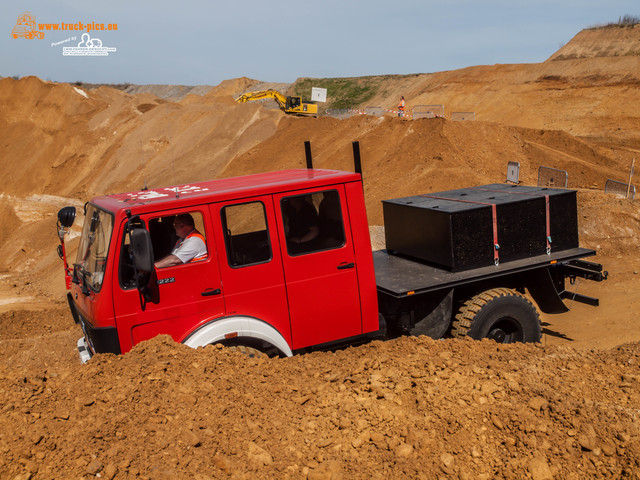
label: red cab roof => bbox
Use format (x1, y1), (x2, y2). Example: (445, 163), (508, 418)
(93, 169), (361, 214)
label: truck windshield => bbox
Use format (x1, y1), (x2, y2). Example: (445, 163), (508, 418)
(75, 204), (114, 291)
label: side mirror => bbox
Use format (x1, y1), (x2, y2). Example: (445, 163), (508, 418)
(130, 228), (154, 273)
(57, 206), (76, 228)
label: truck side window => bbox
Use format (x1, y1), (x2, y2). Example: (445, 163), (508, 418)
(222, 202), (271, 267)
(281, 190), (345, 256)
(120, 211), (208, 287)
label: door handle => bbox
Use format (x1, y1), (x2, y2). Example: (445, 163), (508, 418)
(201, 288), (221, 297)
(337, 262), (355, 270)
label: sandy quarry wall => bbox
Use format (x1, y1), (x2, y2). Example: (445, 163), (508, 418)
(548, 23), (640, 61)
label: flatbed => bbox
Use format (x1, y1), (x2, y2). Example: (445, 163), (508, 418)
(374, 247), (596, 298)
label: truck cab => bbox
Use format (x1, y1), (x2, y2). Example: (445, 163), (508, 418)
(59, 169), (379, 362)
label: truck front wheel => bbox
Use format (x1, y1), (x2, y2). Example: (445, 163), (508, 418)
(452, 288), (541, 343)
(225, 345), (268, 359)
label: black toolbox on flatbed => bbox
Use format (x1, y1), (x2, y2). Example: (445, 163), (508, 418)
(382, 184), (578, 272)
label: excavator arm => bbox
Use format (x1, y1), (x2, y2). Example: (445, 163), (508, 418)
(235, 89), (318, 116)
(235, 90), (288, 109)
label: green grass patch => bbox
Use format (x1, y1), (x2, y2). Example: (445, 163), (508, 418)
(291, 77), (382, 110)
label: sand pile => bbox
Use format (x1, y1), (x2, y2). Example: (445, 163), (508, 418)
(0, 76), (284, 199)
(0, 314), (639, 479)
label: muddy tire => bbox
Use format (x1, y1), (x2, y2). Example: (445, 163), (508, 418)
(452, 288), (541, 343)
(225, 345), (267, 358)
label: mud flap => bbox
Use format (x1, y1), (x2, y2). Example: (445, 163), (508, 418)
(526, 267), (569, 314)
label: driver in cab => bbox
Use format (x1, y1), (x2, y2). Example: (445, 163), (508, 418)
(154, 214), (207, 268)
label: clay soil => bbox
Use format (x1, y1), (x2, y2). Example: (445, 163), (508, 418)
(1, 27), (640, 479)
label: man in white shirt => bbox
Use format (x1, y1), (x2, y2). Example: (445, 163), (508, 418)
(154, 213), (207, 268)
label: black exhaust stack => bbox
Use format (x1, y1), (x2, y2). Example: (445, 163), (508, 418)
(305, 140), (363, 179)
(352, 141), (362, 176)
(304, 141), (313, 169)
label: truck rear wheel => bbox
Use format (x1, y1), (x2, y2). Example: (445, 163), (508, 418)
(452, 288), (541, 343)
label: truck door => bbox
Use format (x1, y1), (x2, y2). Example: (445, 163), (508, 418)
(112, 208), (225, 352)
(211, 197), (292, 346)
(275, 187), (362, 349)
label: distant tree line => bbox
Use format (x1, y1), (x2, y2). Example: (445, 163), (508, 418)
(589, 15), (639, 29)
(614, 14), (640, 25)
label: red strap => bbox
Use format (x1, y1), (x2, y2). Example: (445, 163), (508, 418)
(473, 188), (552, 254)
(420, 195), (500, 265)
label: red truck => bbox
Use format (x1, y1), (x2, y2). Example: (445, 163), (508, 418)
(56, 143), (607, 362)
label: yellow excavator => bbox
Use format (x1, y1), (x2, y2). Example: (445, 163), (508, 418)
(235, 89), (318, 116)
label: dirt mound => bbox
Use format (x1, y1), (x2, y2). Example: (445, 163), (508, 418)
(71, 82), (215, 102)
(0, 77), (105, 198)
(0, 76), (284, 200)
(0, 330), (639, 479)
(549, 24), (640, 61)
(0, 199), (22, 265)
(72, 77), (293, 103)
(122, 84), (214, 101)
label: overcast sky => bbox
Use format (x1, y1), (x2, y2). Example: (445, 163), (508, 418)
(2, 1), (637, 85)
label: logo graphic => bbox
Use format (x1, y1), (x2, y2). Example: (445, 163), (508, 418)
(12, 11), (44, 39)
(63, 33), (116, 56)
